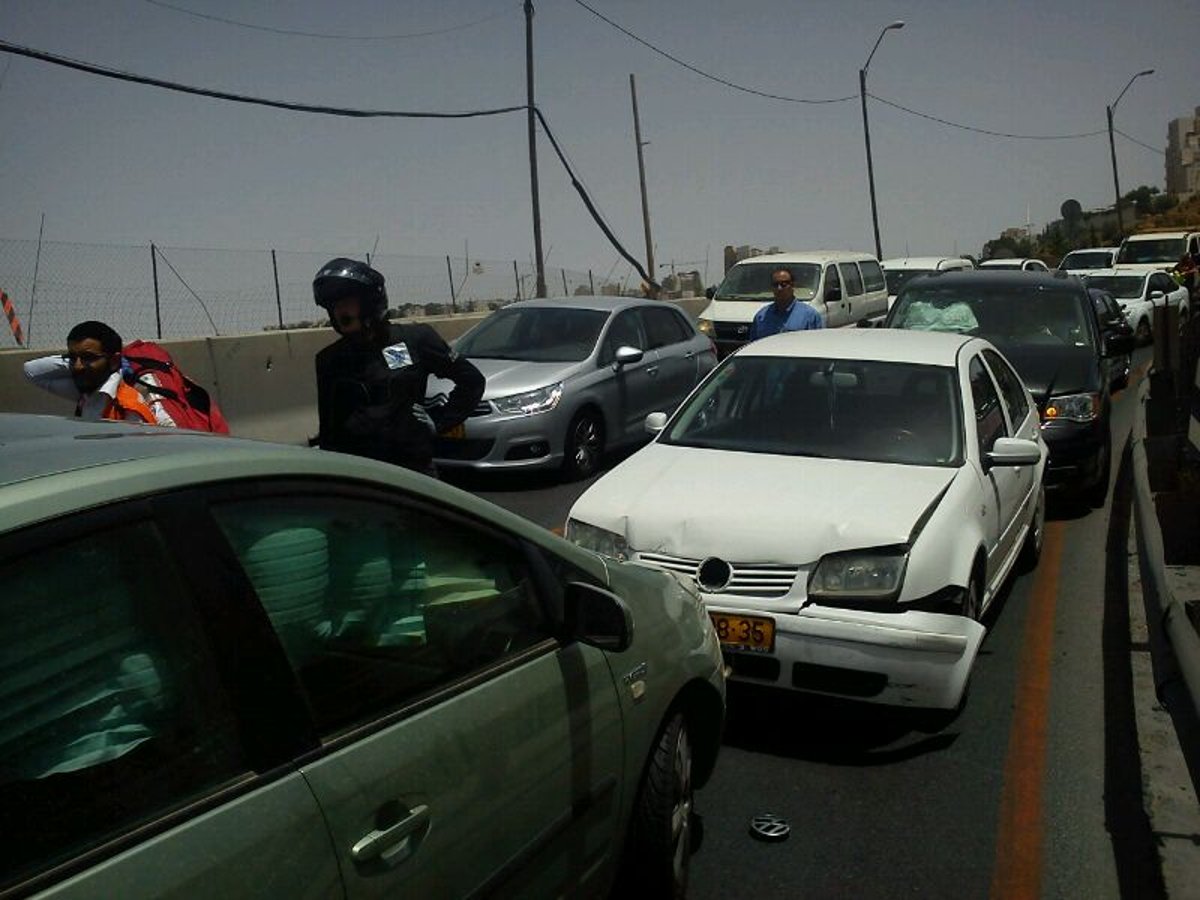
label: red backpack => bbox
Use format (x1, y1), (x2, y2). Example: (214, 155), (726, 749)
(121, 340), (231, 434)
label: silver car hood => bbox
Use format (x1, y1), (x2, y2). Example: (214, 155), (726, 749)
(427, 357), (583, 401)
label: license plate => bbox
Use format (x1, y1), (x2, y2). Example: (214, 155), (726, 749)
(441, 423), (465, 439)
(709, 612), (775, 654)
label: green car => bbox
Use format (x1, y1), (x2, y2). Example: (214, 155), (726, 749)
(0, 414), (724, 899)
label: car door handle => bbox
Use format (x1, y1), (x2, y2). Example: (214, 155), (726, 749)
(646, 366), (659, 376)
(684, 350), (696, 359)
(351, 804), (430, 869)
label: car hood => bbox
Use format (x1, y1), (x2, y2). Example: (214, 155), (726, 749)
(569, 443), (959, 564)
(701, 296), (818, 323)
(427, 358), (582, 401)
(985, 342), (1099, 403)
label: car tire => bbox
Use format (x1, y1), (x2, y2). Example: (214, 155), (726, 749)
(1086, 434), (1111, 509)
(562, 409), (604, 481)
(1018, 484), (1046, 572)
(618, 712), (693, 899)
(1135, 317), (1151, 346)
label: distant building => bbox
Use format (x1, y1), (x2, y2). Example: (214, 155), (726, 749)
(1166, 107), (1200, 200)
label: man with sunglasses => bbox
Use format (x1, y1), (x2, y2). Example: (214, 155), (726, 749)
(23, 320), (172, 425)
(747, 266), (824, 341)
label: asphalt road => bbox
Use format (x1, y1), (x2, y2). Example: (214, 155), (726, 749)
(447, 349), (1160, 900)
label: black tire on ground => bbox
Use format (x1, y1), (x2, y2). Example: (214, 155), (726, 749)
(1086, 435), (1112, 509)
(617, 712), (693, 899)
(1018, 483), (1046, 572)
(1135, 318), (1151, 346)
(561, 409), (604, 481)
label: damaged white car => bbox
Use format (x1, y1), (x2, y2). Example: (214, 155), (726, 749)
(566, 329), (1046, 717)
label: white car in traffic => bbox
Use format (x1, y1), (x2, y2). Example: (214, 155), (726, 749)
(566, 329), (1046, 717)
(978, 258), (1050, 272)
(1057, 247), (1117, 275)
(881, 256), (975, 308)
(1083, 268), (1190, 343)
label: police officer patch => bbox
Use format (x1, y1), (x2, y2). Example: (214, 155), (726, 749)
(382, 342), (413, 370)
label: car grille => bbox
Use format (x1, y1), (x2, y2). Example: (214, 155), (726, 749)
(713, 322), (751, 342)
(425, 395), (492, 418)
(636, 552), (800, 598)
(433, 438), (494, 461)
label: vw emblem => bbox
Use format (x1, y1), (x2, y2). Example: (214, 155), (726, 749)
(696, 557), (733, 592)
(749, 813), (790, 843)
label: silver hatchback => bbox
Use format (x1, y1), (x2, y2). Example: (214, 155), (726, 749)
(426, 296), (717, 478)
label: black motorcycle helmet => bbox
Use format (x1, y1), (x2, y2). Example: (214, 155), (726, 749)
(312, 258), (389, 327)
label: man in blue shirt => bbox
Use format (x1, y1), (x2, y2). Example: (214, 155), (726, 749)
(748, 266), (824, 340)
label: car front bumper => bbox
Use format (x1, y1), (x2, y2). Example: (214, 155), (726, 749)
(705, 601), (985, 710)
(1041, 417), (1107, 490)
(433, 406), (569, 470)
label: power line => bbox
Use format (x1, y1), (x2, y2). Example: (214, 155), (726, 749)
(139, 0), (515, 41)
(153, 245), (219, 336)
(568, 0), (856, 105)
(1115, 128), (1165, 156)
(867, 92), (1106, 140)
(0, 39), (526, 118)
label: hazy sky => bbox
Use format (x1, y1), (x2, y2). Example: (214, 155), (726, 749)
(1, 0), (1197, 284)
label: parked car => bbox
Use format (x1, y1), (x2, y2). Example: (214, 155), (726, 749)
(1088, 287), (1133, 389)
(881, 256), (975, 308)
(566, 329), (1045, 722)
(978, 258), (1050, 272)
(0, 413), (725, 899)
(1114, 229), (1200, 274)
(697, 251), (888, 356)
(425, 296), (716, 479)
(884, 270), (1133, 505)
(1083, 268), (1191, 343)
(1057, 247), (1117, 274)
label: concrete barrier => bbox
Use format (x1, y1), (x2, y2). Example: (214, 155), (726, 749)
(0, 298), (709, 443)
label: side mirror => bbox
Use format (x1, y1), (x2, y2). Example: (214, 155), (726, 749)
(645, 411), (668, 435)
(1149, 290), (1166, 302)
(986, 436), (1042, 468)
(613, 345), (644, 368)
(563, 581), (633, 653)
(705, 286), (716, 300)
(1102, 331), (1134, 357)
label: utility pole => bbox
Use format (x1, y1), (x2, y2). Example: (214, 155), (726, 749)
(1107, 69), (1154, 239)
(524, 1), (546, 297)
(630, 74), (655, 288)
(859, 22), (904, 261)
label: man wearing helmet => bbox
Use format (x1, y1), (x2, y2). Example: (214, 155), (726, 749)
(312, 258), (484, 475)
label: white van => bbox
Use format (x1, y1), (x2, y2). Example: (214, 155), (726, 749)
(1115, 229), (1200, 274)
(698, 251), (887, 356)
(880, 256), (975, 307)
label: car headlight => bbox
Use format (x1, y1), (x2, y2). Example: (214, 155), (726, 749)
(564, 518), (630, 562)
(491, 382), (563, 416)
(808, 548), (908, 601)
(697, 319), (715, 337)
(1042, 392), (1099, 424)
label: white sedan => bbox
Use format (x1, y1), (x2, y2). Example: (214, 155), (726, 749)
(566, 329), (1047, 717)
(1083, 268), (1190, 344)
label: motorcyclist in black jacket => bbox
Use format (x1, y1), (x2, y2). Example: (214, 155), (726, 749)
(312, 258), (484, 475)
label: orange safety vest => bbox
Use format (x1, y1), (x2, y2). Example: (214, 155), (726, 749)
(77, 380), (158, 425)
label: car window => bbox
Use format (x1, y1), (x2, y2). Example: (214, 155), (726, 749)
(714, 263), (821, 301)
(969, 356), (1007, 456)
(825, 264), (841, 296)
(640, 306), (690, 349)
(0, 519), (249, 890)
(1151, 273), (1174, 293)
(601, 309), (644, 364)
(838, 263), (864, 296)
(860, 259), (886, 292)
(456, 307), (608, 363)
(982, 348), (1030, 429)
(211, 497), (550, 738)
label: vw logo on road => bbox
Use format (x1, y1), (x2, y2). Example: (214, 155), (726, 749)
(696, 557), (733, 592)
(749, 813), (790, 843)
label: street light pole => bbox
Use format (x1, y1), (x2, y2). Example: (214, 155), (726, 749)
(1107, 68), (1154, 239)
(524, 0), (547, 298)
(860, 21), (904, 261)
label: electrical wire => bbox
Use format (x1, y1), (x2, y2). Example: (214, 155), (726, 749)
(139, 0), (515, 41)
(1115, 128), (1165, 156)
(0, 39), (527, 118)
(568, 0), (856, 105)
(153, 246), (220, 336)
(867, 92), (1106, 140)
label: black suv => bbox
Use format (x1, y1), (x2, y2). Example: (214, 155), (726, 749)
(884, 270), (1134, 504)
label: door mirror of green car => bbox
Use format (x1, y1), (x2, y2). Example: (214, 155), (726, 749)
(564, 581), (634, 653)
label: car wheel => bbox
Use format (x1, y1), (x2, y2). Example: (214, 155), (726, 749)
(1135, 317), (1151, 346)
(618, 712), (693, 899)
(1018, 484), (1046, 572)
(962, 575), (983, 622)
(1086, 434), (1112, 509)
(561, 409), (604, 481)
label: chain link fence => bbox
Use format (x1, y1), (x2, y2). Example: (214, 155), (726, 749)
(0, 238), (623, 350)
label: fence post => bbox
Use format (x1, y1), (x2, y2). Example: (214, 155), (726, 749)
(561, 269), (569, 295)
(271, 249), (283, 329)
(514, 260), (521, 302)
(589, 269), (595, 295)
(150, 243), (162, 339)
(446, 255), (457, 313)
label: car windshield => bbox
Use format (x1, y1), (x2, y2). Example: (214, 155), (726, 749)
(662, 356), (962, 467)
(885, 269), (934, 295)
(889, 284), (1094, 350)
(1117, 238), (1186, 265)
(715, 263), (821, 301)
(1082, 275), (1144, 300)
(1060, 251), (1111, 270)
(456, 307), (609, 362)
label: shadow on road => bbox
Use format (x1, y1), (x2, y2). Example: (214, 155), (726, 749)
(721, 683), (960, 765)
